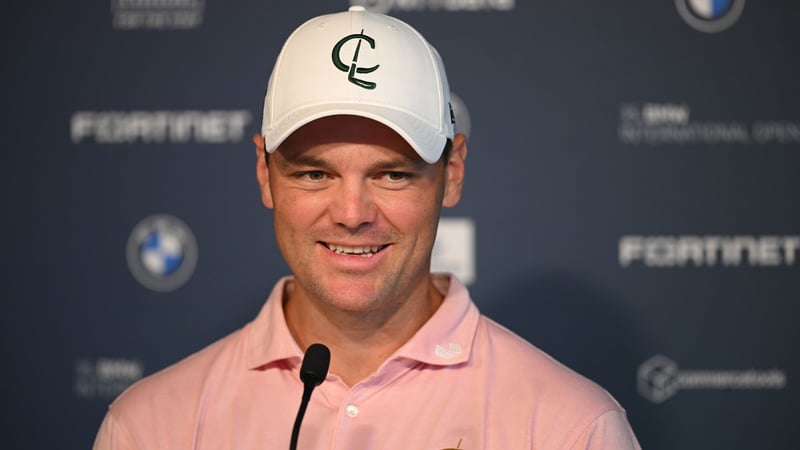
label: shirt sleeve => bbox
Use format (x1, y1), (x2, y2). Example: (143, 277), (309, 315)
(570, 410), (642, 450)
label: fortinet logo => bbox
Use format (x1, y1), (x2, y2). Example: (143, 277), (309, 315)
(71, 110), (252, 144)
(619, 235), (800, 268)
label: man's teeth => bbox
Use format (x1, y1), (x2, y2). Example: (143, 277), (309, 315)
(327, 244), (384, 256)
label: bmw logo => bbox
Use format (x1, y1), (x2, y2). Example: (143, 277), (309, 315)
(675, 0), (746, 33)
(126, 214), (198, 292)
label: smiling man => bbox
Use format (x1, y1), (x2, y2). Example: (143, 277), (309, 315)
(94, 6), (640, 450)
(255, 114), (464, 386)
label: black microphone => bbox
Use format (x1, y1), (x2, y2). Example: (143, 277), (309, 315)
(290, 343), (331, 450)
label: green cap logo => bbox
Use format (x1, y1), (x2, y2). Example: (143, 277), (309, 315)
(332, 30), (380, 90)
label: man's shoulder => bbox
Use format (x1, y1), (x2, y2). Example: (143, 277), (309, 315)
(472, 316), (638, 448)
(474, 315), (623, 412)
(108, 327), (247, 418)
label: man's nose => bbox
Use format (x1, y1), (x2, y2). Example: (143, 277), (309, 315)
(330, 178), (377, 230)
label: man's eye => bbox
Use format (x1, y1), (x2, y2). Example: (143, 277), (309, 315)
(385, 172), (410, 182)
(303, 171), (326, 181)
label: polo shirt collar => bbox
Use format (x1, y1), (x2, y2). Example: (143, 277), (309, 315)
(392, 274), (480, 367)
(245, 274), (480, 370)
(246, 276), (304, 370)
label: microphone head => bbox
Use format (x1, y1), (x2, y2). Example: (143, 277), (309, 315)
(300, 343), (330, 386)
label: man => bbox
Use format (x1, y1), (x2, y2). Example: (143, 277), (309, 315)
(94, 6), (640, 449)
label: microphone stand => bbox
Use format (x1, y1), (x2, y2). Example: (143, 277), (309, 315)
(289, 343), (330, 450)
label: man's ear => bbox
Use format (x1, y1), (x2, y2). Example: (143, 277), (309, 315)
(442, 133), (467, 208)
(253, 133), (274, 209)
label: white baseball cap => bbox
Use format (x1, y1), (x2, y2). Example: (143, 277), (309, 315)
(261, 6), (455, 163)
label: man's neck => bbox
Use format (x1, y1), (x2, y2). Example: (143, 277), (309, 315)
(283, 278), (446, 386)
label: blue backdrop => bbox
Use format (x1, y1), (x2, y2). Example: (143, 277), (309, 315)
(3, 1), (798, 448)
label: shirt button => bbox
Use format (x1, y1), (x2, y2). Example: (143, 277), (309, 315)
(345, 404), (359, 418)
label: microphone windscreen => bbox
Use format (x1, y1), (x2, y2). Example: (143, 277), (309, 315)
(300, 343), (330, 386)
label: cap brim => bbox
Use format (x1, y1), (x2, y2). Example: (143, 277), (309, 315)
(263, 103), (449, 164)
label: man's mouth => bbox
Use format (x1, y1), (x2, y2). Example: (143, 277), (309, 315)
(323, 243), (387, 257)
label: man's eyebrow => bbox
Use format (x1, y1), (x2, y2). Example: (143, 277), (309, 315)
(368, 157), (428, 172)
(277, 153), (331, 171)
(279, 152), (428, 172)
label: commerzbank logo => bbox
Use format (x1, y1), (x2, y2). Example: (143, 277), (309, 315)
(638, 355), (786, 403)
(350, 0), (515, 14)
(675, 0), (745, 33)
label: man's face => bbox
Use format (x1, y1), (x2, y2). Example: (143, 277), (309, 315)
(257, 115), (464, 314)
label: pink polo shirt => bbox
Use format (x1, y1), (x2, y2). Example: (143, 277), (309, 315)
(94, 275), (640, 449)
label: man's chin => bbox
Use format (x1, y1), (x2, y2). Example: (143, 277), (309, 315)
(317, 285), (384, 312)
